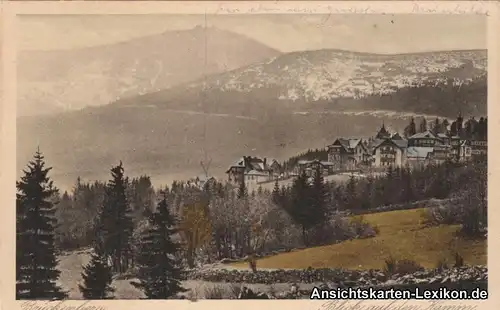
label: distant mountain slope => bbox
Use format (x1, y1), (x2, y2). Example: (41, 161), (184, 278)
(111, 49), (486, 116)
(202, 49), (486, 100)
(18, 27), (281, 116)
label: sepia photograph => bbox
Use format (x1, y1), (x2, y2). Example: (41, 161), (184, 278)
(13, 9), (489, 301)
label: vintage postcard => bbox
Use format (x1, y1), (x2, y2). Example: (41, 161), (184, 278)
(1, 1), (499, 310)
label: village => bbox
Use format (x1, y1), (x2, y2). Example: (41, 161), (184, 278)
(221, 113), (488, 191)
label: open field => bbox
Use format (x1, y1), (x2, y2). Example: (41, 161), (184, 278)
(230, 208), (487, 270)
(250, 172), (382, 192)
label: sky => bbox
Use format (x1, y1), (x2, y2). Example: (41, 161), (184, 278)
(18, 14), (487, 54)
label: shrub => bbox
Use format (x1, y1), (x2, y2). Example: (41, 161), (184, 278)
(457, 164), (487, 237)
(203, 285), (226, 299)
(435, 258), (449, 272)
(308, 213), (378, 246)
(384, 256), (424, 275)
(383, 256), (397, 274)
(420, 203), (461, 227)
(349, 215), (377, 239)
(454, 252), (464, 268)
(229, 284), (242, 299)
(204, 284), (241, 299)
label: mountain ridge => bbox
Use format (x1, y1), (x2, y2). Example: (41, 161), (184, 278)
(108, 48), (486, 114)
(18, 27), (281, 116)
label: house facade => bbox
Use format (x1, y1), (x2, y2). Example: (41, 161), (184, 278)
(406, 131), (450, 166)
(406, 146), (433, 168)
(448, 136), (474, 162)
(268, 159), (283, 180)
(470, 140), (487, 158)
(226, 164), (246, 185)
(226, 156), (276, 186)
(244, 170), (271, 187)
(372, 138), (408, 168)
(407, 131), (444, 147)
(327, 138), (370, 170)
(190, 175), (217, 189)
(296, 159), (335, 177)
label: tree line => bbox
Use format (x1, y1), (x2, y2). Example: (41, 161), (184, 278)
(281, 148), (328, 173)
(271, 157), (486, 247)
(402, 114), (487, 140)
(361, 75), (487, 118)
(16, 149), (486, 299)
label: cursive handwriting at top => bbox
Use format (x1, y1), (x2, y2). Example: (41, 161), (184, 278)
(214, 3), (490, 15)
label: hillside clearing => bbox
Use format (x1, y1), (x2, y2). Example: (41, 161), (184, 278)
(55, 207), (486, 299)
(251, 172), (378, 192)
(230, 208), (487, 270)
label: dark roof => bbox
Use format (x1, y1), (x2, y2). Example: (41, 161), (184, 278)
(328, 138), (364, 151)
(297, 159), (334, 166)
(226, 156), (270, 173)
(372, 138), (408, 151)
(409, 131), (438, 139)
(391, 132), (404, 140)
(376, 124), (391, 139)
(406, 147), (434, 159)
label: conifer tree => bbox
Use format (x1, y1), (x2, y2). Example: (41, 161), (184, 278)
(344, 174), (358, 210)
(384, 165), (396, 205)
(432, 118), (442, 135)
(237, 180), (248, 200)
(97, 161), (134, 273)
(404, 118), (417, 138)
(400, 165), (415, 202)
(257, 185), (263, 196)
(360, 174), (374, 210)
(309, 166), (328, 225)
(287, 171), (312, 245)
(78, 241), (115, 299)
(419, 118), (428, 133)
(16, 149), (67, 300)
(132, 193), (185, 299)
(271, 180), (281, 205)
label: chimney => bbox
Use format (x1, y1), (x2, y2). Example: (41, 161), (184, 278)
(263, 157), (267, 169)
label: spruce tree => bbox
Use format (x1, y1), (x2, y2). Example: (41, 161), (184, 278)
(237, 180), (248, 200)
(257, 185), (263, 196)
(97, 161), (134, 273)
(432, 118), (442, 135)
(401, 165), (415, 202)
(78, 241), (115, 299)
(132, 193), (185, 299)
(271, 180), (281, 205)
(419, 118), (428, 133)
(309, 166), (327, 225)
(344, 175), (358, 210)
(16, 149), (67, 300)
(360, 174), (374, 210)
(384, 165), (396, 205)
(287, 171), (312, 245)
(404, 118), (417, 138)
